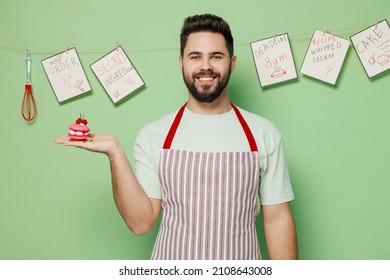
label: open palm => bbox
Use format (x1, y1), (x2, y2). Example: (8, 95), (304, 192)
(54, 134), (120, 155)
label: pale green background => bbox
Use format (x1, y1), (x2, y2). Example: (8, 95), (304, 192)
(1, 0), (389, 260)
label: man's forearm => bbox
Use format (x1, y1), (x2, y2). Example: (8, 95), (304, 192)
(108, 144), (160, 235)
(262, 203), (298, 260)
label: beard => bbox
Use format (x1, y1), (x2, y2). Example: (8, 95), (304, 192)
(183, 67), (231, 103)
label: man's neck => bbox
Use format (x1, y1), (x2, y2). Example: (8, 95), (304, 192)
(186, 92), (232, 115)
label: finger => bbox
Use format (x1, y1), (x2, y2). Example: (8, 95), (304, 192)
(89, 133), (109, 139)
(54, 136), (69, 144)
(54, 136), (88, 147)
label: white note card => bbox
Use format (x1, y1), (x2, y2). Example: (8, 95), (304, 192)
(300, 30), (350, 85)
(250, 33), (297, 87)
(41, 48), (92, 103)
(350, 19), (390, 78)
(90, 46), (145, 103)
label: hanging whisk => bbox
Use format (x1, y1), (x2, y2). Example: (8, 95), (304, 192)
(21, 50), (37, 122)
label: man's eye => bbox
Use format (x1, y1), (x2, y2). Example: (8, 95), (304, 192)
(212, 55), (223, 59)
(190, 56), (200, 60)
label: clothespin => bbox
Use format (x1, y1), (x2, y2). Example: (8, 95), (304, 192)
(374, 19), (378, 29)
(322, 26), (327, 36)
(116, 41), (119, 52)
(64, 42), (68, 53)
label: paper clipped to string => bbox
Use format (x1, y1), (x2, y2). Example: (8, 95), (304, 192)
(41, 48), (92, 103)
(350, 19), (390, 78)
(300, 29), (350, 85)
(250, 33), (298, 87)
(90, 45), (145, 104)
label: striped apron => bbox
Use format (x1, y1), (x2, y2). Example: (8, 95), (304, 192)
(151, 103), (261, 260)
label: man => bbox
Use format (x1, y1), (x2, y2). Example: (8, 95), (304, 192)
(55, 14), (298, 260)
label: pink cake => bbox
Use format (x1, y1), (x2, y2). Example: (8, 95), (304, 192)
(68, 116), (90, 141)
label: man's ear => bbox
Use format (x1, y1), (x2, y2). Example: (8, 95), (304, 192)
(179, 55), (183, 72)
(230, 55), (237, 74)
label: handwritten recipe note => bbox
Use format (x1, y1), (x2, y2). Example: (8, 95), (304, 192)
(90, 46), (145, 103)
(251, 33), (297, 87)
(41, 48), (91, 103)
(350, 19), (390, 78)
(300, 30), (350, 85)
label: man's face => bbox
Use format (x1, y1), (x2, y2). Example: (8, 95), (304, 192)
(180, 32), (236, 103)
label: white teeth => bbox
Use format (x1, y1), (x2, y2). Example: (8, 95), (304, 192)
(199, 77), (213, 81)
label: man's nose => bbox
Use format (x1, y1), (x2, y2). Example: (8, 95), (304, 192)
(200, 58), (213, 71)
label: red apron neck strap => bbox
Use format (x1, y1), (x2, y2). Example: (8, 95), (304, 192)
(231, 103), (258, 152)
(162, 103), (258, 152)
(162, 103), (187, 149)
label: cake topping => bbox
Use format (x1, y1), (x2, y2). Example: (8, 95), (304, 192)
(75, 114), (88, 126)
(68, 114), (91, 141)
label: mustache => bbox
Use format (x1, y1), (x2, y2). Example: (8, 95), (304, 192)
(192, 70), (221, 78)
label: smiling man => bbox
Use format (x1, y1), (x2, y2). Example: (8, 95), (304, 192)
(181, 32), (234, 104)
(55, 14), (298, 260)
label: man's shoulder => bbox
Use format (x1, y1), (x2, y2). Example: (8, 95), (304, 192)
(235, 106), (285, 155)
(137, 108), (178, 138)
(236, 106), (280, 132)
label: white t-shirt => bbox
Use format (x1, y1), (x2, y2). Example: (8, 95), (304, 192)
(134, 105), (294, 206)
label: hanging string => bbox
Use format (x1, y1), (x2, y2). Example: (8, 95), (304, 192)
(0, 42), (178, 54)
(0, 25), (370, 55)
